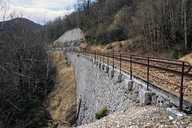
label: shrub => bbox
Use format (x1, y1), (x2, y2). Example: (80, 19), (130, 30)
(95, 24), (128, 44)
(95, 107), (109, 119)
(171, 50), (180, 59)
(171, 50), (185, 59)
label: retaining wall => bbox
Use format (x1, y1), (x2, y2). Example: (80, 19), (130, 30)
(68, 53), (190, 126)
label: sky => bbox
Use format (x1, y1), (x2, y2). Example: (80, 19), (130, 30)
(0, 0), (77, 24)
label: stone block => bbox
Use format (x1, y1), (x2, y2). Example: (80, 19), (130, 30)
(166, 107), (186, 120)
(139, 90), (154, 105)
(127, 80), (134, 91)
(110, 70), (115, 79)
(151, 94), (158, 105)
(99, 63), (102, 69)
(117, 74), (123, 83)
(156, 96), (166, 107)
(93, 60), (97, 65)
(96, 61), (99, 66)
(105, 66), (109, 73)
(102, 64), (105, 71)
(133, 83), (143, 91)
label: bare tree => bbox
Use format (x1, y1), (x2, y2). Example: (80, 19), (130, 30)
(0, 0), (9, 28)
(182, 0), (188, 50)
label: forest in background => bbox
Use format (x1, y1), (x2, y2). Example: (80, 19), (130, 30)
(47, 0), (192, 58)
(0, 20), (55, 128)
(0, 1), (57, 127)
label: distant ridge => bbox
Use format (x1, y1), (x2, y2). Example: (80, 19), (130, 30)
(0, 18), (42, 32)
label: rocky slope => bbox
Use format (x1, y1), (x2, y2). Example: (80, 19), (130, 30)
(76, 106), (192, 128)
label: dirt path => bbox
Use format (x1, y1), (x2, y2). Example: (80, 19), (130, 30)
(47, 52), (77, 128)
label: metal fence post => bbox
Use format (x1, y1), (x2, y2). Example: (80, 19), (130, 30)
(179, 62), (185, 111)
(130, 55), (133, 80)
(96, 51), (98, 62)
(147, 57), (150, 90)
(113, 49), (114, 70)
(107, 52), (109, 65)
(120, 52), (122, 74)
(95, 51), (96, 61)
(100, 52), (102, 65)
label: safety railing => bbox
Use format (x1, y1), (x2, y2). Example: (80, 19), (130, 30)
(80, 48), (192, 111)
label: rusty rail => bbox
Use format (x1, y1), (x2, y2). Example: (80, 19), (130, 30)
(81, 49), (192, 111)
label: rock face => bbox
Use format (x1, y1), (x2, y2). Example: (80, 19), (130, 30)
(54, 28), (84, 48)
(69, 54), (140, 125)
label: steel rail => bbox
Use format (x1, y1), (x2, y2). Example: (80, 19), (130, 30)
(86, 52), (190, 87)
(87, 50), (192, 68)
(80, 49), (192, 111)
(94, 53), (192, 77)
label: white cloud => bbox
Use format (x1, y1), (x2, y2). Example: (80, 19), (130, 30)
(31, 0), (76, 10)
(0, 0), (77, 24)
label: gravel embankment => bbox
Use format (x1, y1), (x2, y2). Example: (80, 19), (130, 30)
(67, 53), (192, 128)
(68, 54), (141, 125)
(76, 106), (192, 128)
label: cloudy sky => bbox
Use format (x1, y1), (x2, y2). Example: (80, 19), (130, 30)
(0, 0), (77, 24)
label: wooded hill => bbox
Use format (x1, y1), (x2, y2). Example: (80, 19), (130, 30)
(47, 0), (192, 58)
(0, 18), (55, 128)
(0, 18), (42, 32)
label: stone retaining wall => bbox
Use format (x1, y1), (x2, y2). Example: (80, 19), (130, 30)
(68, 53), (189, 126)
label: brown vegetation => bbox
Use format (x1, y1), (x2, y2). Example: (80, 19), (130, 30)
(0, 18), (51, 128)
(48, 0), (192, 58)
(180, 53), (192, 65)
(47, 52), (77, 127)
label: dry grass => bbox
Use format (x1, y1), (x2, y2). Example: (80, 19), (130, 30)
(47, 51), (76, 127)
(179, 53), (192, 65)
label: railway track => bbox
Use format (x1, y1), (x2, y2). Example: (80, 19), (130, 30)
(81, 49), (192, 110)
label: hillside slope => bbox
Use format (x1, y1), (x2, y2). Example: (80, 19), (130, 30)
(47, 52), (77, 127)
(48, 0), (192, 57)
(0, 18), (42, 32)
